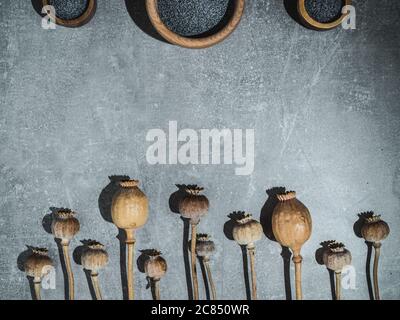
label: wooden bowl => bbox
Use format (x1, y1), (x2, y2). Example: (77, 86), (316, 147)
(298, 0), (352, 30)
(145, 0), (245, 49)
(42, 0), (96, 28)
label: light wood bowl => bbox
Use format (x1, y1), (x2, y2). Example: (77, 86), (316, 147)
(42, 0), (96, 28)
(298, 0), (352, 30)
(145, 0), (245, 49)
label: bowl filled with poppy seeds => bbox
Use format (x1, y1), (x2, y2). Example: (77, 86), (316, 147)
(145, 0), (246, 49)
(42, 0), (96, 27)
(297, 0), (352, 30)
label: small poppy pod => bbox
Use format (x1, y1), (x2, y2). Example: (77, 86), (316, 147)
(231, 212), (263, 247)
(361, 214), (390, 243)
(272, 191), (312, 253)
(179, 185), (209, 225)
(51, 209), (80, 244)
(144, 250), (167, 281)
(111, 179), (149, 230)
(195, 234), (215, 260)
(24, 248), (53, 281)
(81, 241), (109, 273)
(322, 242), (352, 273)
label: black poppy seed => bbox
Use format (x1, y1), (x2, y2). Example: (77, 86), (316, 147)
(304, 0), (345, 24)
(157, 0), (230, 37)
(50, 0), (89, 20)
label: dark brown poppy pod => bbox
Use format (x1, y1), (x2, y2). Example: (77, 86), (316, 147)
(179, 185), (209, 225)
(51, 209), (80, 245)
(81, 241), (109, 274)
(361, 214), (390, 243)
(231, 212), (263, 248)
(195, 234), (215, 261)
(323, 242), (352, 273)
(144, 250), (167, 281)
(24, 247), (53, 282)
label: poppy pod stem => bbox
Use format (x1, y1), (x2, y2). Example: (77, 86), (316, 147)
(335, 271), (342, 300)
(61, 241), (74, 300)
(372, 242), (381, 300)
(247, 244), (257, 300)
(191, 223), (199, 300)
(151, 279), (160, 300)
(292, 253), (303, 300)
(125, 229), (136, 300)
(203, 257), (216, 300)
(90, 272), (102, 300)
(33, 277), (41, 300)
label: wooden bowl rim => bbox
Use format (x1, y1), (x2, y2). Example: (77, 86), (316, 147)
(145, 0), (245, 49)
(298, 0), (352, 30)
(42, 0), (96, 28)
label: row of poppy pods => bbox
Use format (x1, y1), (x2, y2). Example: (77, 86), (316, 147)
(40, 0), (352, 49)
(22, 180), (389, 300)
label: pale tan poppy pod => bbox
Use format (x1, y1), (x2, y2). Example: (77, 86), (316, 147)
(51, 209), (80, 245)
(272, 191), (312, 254)
(24, 247), (53, 281)
(81, 241), (109, 274)
(323, 242), (352, 273)
(144, 250), (167, 281)
(179, 185), (209, 225)
(361, 214), (390, 243)
(195, 234), (215, 260)
(111, 180), (149, 230)
(231, 212), (263, 248)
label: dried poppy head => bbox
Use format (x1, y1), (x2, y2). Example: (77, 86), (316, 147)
(81, 240), (109, 274)
(361, 212), (390, 243)
(24, 247), (53, 282)
(195, 233), (215, 260)
(179, 185), (209, 225)
(51, 209), (80, 245)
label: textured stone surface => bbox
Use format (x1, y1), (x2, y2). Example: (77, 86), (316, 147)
(0, 0), (399, 300)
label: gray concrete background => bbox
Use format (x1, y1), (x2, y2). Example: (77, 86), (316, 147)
(0, 0), (399, 300)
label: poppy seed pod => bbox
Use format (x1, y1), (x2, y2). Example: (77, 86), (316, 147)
(144, 250), (167, 281)
(51, 209), (79, 300)
(230, 212), (262, 300)
(81, 241), (109, 274)
(143, 249), (167, 301)
(361, 214), (390, 243)
(179, 185), (209, 225)
(111, 179), (149, 232)
(195, 233), (215, 261)
(111, 179), (149, 300)
(323, 242), (352, 273)
(231, 212), (263, 248)
(24, 247), (53, 281)
(360, 213), (390, 300)
(272, 191), (312, 300)
(24, 247), (53, 300)
(51, 209), (80, 245)
(195, 234), (217, 300)
(81, 240), (108, 300)
(272, 191), (312, 254)
(178, 185), (209, 300)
